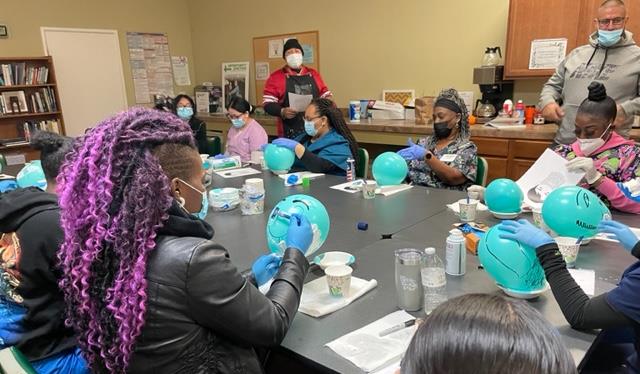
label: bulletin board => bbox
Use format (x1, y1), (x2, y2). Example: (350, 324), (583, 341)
(252, 31), (320, 104)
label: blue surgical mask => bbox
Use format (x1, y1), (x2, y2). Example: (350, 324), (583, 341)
(178, 179), (209, 220)
(598, 28), (623, 47)
(177, 106), (194, 120)
(231, 118), (245, 128)
(304, 120), (317, 136)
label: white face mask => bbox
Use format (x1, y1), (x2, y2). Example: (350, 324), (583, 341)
(577, 123), (612, 156)
(286, 53), (303, 69)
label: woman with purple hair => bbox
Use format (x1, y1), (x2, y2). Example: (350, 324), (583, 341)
(56, 107), (313, 373)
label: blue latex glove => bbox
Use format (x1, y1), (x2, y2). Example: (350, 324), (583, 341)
(598, 220), (639, 252)
(260, 143), (268, 151)
(397, 138), (426, 161)
(213, 154), (226, 159)
(286, 213), (313, 254)
(251, 253), (282, 286)
(273, 138), (300, 151)
(498, 219), (554, 248)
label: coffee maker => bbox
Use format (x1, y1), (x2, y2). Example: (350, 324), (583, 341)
(472, 65), (514, 122)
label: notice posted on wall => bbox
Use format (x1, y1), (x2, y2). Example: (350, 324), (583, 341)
(529, 38), (567, 70)
(171, 56), (191, 86)
(127, 32), (174, 103)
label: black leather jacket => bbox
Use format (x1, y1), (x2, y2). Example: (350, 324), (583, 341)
(128, 203), (309, 373)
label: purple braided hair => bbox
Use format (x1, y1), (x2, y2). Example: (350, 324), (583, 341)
(56, 107), (195, 372)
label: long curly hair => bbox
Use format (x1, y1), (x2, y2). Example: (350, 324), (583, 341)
(56, 107), (195, 373)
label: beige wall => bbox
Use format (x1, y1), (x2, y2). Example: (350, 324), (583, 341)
(188, 0), (546, 108)
(0, 0), (196, 106)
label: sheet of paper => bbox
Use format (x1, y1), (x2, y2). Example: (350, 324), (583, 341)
(325, 310), (417, 373)
(330, 180), (367, 194)
(299, 276), (378, 318)
(171, 56), (191, 86)
(195, 91), (209, 113)
(568, 269), (595, 296)
(277, 171), (324, 181)
(529, 38), (568, 70)
(288, 92), (313, 112)
(447, 201), (489, 214)
(213, 167), (261, 179)
(302, 44), (314, 64)
(377, 184), (413, 196)
(268, 39), (284, 58)
(458, 91), (474, 113)
(516, 149), (585, 208)
(255, 62), (270, 80)
(373, 360), (401, 374)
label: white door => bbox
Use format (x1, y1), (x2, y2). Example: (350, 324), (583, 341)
(41, 28), (128, 136)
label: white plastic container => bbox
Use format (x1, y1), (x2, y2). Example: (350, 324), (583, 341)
(240, 178), (265, 215)
(445, 229), (466, 276)
(208, 188), (240, 211)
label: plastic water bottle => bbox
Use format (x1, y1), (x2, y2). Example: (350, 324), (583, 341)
(421, 247), (447, 314)
(445, 229), (466, 276)
(515, 99), (525, 119)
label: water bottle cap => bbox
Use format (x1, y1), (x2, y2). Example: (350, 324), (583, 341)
(425, 247), (435, 255)
(449, 229), (464, 237)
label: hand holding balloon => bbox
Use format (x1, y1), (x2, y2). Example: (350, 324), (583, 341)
(598, 220), (639, 252)
(286, 213), (313, 254)
(498, 219), (554, 249)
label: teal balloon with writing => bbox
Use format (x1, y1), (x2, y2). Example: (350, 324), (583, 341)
(372, 152), (408, 186)
(485, 178), (523, 213)
(266, 194), (330, 257)
(478, 225), (545, 292)
(264, 144), (295, 172)
(542, 186), (610, 238)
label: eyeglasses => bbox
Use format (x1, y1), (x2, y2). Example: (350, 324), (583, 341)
(226, 113), (245, 120)
(303, 115), (321, 122)
(597, 17), (626, 27)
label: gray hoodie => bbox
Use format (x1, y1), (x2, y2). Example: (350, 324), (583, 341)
(539, 30), (640, 144)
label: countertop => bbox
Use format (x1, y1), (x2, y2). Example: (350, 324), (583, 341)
(201, 113), (640, 142)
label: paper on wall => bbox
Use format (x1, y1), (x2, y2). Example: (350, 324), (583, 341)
(171, 56), (191, 86)
(195, 92), (209, 113)
(529, 38), (568, 70)
(255, 62), (270, 80)
(516, 149), (585, 208)
(458, 91), (474, 113)
(268, 39), (284, 58)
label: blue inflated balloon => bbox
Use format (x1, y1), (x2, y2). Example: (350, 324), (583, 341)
(16, 160), (47, 190)
(485, 178), (523, 214)
(542, 186), (611, 238)
(266, 194), (330, 256)
(264, 144), (295, 172)
(478, 225), (545, 291)
(372, 152), (408, 186)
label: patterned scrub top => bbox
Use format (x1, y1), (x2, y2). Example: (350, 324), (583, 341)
(407, 136), (478, 191)
(555, 143), (640, 208)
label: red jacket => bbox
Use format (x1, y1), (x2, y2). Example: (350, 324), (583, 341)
(262, 66), (331, 136)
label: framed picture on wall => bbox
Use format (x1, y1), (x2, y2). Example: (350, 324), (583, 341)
(221, 62), (249, 112)
(2, 91), (28, 113)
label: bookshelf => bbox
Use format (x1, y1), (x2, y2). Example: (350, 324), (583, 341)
(0, 56), (66, 162)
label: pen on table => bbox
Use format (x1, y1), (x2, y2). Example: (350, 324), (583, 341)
(575, 236), (584, 245)
(378, 319), (416, 337)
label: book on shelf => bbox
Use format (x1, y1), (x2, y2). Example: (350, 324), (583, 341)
(0, 63), (49, 86)
(0, 137), (30, 148)
(15, 119), (61, 142)
(0, 88), (57, 115)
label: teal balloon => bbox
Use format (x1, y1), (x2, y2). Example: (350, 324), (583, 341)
(485, 178), (523, 213)
(266, 194), (330, 256)
(264, 144), (295, 172)
(372, 152), (408, 186)
(16, 160), (47, 190)
(478, 225), (545, 291)
(542, 186), (611, 238)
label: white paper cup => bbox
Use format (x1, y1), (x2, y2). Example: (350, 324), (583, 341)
(458, 199), (479, 222)
(555, 237), (581, 268)
(325, 265), (353, 297)
(362, 181), (377, 199)
(251, 150), (264, 164)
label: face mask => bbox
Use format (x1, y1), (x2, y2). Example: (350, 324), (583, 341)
(178, 179), (209, 220)
(598, 28), (623, 47)
(286, 53), (303, 69)
(304, 120), (318, 136)
(231, 118), (245, 128)
(177, 106), (194, 120)
(433, 122), (453, 139)
(577, 123), (611, 156)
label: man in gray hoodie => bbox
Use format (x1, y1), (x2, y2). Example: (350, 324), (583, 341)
(539, 0), (640, 145)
